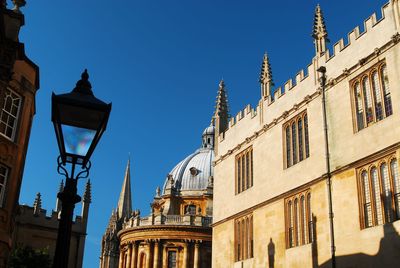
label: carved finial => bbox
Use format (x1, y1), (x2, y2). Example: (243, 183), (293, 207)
(73, 69), (93, 95)
(312, 4), (329, 56)
(33, 192), (42, 216)
(213, 79), (230, 135)
(259, 53), (274, 98)
(12, 0), (26, 13)
(156, 186), (161, 197)
(83, 179), (92, 203)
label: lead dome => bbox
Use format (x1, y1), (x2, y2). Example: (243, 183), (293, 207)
(162, 124), (215, 194)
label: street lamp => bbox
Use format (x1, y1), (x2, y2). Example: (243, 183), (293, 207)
(51, 70), (111, 268)
(0, 0), (26, 81)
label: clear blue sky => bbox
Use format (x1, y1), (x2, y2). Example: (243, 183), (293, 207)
(17, 0), (387, 266)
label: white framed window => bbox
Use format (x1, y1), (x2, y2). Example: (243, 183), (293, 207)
(0, 88), (22, 141)
(0, 164), (9, 208)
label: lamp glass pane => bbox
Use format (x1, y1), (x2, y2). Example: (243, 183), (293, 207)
(61, 125), (96, 157)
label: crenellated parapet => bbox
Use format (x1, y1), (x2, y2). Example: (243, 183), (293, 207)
(216, 1), (400, 159)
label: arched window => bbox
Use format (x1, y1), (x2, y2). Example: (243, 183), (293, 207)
(300, 195), (306, 244)
(249, 216), (254, 258)
(286, 191), (311, 248)
(298, 119), (304, 161)
(286, 126), (291, 167)
(307, 193), (312, 242)
(371, 167), (383, 225)
(362, 76), (373, 124)
(361, 170), (373, 227)
(292, 123), (297, 165)
(0, 89), (22, 140)
(288, 201), (293, 247)
(236, 147), (253, 194)
(380, 64), (392, 116)
(304, 114), (310, 158)
(391, 159), (400, 218)
(351, 61), (393, 131)
(354, 82), (365, 130)
(380, 163), (393, 222)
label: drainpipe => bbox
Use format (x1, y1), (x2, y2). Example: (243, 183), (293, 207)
(317, 66), (336, 268)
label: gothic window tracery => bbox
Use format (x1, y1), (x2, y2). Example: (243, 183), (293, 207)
(358, 155), (400, 228)
(234, 214), (253, 261)
(284, 111), (309, 168)
(285, 190), (311, 248)
(236, 146), (253, 194)
(351, 61), (392, 131)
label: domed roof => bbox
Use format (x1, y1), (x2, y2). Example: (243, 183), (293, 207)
(162, 125), (214, 194)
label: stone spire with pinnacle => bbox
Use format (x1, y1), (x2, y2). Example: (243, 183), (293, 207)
(259, 53), (274, 98)
(312, 4), (329, 57)
(213, 80), (229, 135)
(83, 179), (92, 204)
(33, 192), (42, 216)
(117, 158), (132, 220)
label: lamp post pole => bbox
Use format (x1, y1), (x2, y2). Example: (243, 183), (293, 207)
(52, 158), (88, 268)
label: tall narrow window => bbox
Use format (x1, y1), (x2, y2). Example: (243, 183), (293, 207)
(292, 123), (297, 165)
(362, 171), (373, 228)
(371, 167), (383, 225)
(380, 65), (392, 117)
(284, 111), (309, 168)
(0, 89), (22, 140)
(286, 191), (311, 248)
(354, 82), (365, 130)
(287, 201), (293, 247)
(304, 114), (309, 158)
(380, 163), (393, 222)
(391, 159), (400, 218)
(362, 77), (373, 124)
(235, 214), (253, 261)
(286, 126), (291, 167)
(236, 147), (253, 194)
(372, 71), (383, 121)
(298, 119), (303, 161)
(351, 61), (393, 131)
(0, 164), (9, 208)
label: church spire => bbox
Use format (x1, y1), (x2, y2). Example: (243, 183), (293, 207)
(83, 179), (92, 204)
(55, 180), (64, 212)
(259, 53), (274, 98)
(117, 158), (132, 220)
(312, 4), (329, 57)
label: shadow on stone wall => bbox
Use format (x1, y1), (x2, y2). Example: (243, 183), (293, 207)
(268, 238), (275, 268)
(318, 220), (400, 268)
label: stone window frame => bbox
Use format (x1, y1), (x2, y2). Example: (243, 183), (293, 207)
(0, 163), (9, 208)
(234, 213), (253, 262)
(285, 190), (312, 249)
(350, 60), (392, 132)
(357, 153), (400, 229)
(235, 146), (253, 194)
(283, 110), (309, 169)
(0, 87), (23, 141)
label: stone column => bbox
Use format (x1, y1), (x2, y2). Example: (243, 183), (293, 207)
(194, 242), (200, 268)
(131, 243), (138, 268)
(162, 245), (168, 267)
(182, 242), (188, 268)
(119, 248), (124, 268)
(126, 244), (132, 268)
(153, 241), (159, 268)
(145, 243), (151, 268)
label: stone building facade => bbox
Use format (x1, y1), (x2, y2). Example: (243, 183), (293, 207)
(0, 2), (39, 266)
(13, 180), (91, 268)
(100, 122), (215, 268)
(212, 1), (400, 267)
